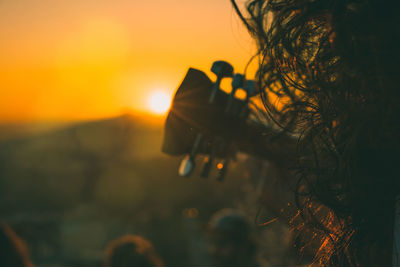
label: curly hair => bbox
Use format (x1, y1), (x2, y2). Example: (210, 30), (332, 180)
(232, 0), (400, 265)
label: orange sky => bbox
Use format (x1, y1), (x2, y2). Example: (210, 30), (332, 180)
(0, 0), (256, 122)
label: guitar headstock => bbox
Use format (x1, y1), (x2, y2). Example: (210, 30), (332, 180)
(162, 61), (258, 180)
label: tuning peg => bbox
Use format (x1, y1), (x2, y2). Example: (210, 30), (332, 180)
(216, 159), (230, 182)
(225, 73), (244, 113)
(201, 141), (216, 178)
(179, 133), (203, 177)
(211, 61), (234, 79)
(201, 155), (213, 178)
(179, 155), (195, 177)
(209, 61), (234, 103)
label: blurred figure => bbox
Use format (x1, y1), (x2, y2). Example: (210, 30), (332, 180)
(104, 235), (163, 267)
(0, 223), (34, 267)
(207, 209), (260, 267)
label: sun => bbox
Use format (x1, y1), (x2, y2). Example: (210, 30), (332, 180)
(147, 90), (172, 115)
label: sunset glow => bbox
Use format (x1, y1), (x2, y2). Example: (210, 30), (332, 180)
(147, 91), (172, 115)
(0, 0), (256, 122)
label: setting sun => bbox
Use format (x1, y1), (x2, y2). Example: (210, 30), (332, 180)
(147, 90), (172, 115)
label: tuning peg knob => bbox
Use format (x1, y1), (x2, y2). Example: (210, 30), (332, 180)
(211, 61), (234, 79)
(179, 155), (195, 177)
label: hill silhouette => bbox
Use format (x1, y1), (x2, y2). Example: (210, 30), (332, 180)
(0, 114), (167, 210)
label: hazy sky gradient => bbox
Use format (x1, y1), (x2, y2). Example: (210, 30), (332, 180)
(0, 0), (255, 122)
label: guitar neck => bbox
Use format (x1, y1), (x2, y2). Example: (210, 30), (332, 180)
(235, 121), (297, 168)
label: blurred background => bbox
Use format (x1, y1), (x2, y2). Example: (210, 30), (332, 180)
(0, 1), (296, 266)
(0, 0), (256, 123)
